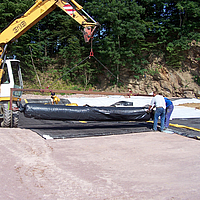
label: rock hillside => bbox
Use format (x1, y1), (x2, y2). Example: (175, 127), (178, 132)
(125, 41), (200, 98)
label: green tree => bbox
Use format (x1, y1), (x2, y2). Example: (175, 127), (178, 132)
(0, 0), (35, 81)
(2, 0), (200, 90)
(0, 0), (86, 85)
(139, 0), (200, 68)
(85, 0), (147, 86)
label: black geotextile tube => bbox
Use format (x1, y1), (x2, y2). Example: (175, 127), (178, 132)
(23, 103), (150, 121)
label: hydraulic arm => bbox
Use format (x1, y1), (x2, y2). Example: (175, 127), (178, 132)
(0, 0), (100, 62)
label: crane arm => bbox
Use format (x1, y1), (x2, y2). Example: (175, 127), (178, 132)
(0, 0), (100, 59)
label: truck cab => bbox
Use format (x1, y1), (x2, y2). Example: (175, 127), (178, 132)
(0, 59), (23, 98)
(0, 59), (23, 127)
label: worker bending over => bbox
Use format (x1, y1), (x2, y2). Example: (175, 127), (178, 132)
(164, 97), (174, 129)
(148, 91), (166, 132)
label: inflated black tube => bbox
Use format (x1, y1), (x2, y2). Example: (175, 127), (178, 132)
(23, 103), (150, 121)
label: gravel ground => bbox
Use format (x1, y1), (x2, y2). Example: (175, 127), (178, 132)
(1, 128), (200, 199)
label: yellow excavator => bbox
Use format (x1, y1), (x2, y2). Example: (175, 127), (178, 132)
(0, 0), (100, 127)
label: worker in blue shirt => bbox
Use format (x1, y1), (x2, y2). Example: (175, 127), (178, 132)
(164, 97), (174, 129)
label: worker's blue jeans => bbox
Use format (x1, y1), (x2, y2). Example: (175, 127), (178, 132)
(165, 104), (174, 128)
(153, 107), (165, 131)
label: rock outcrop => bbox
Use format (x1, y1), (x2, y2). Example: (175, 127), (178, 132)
(125, 42), (200, 97)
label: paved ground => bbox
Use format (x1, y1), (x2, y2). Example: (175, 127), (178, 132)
(1, 122), (200, 199)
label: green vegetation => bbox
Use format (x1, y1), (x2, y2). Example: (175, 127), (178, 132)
(1, 0), (200, 90)
(194, 75), (200, 86)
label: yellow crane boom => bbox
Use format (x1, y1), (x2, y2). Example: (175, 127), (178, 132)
(0, 0), (100, 61)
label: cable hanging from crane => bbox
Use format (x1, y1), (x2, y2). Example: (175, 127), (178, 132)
(47, 40), (127, 89)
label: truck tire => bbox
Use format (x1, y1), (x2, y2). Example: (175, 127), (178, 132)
(1, 103), (11, 127)
(12, 111), (19, 127)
